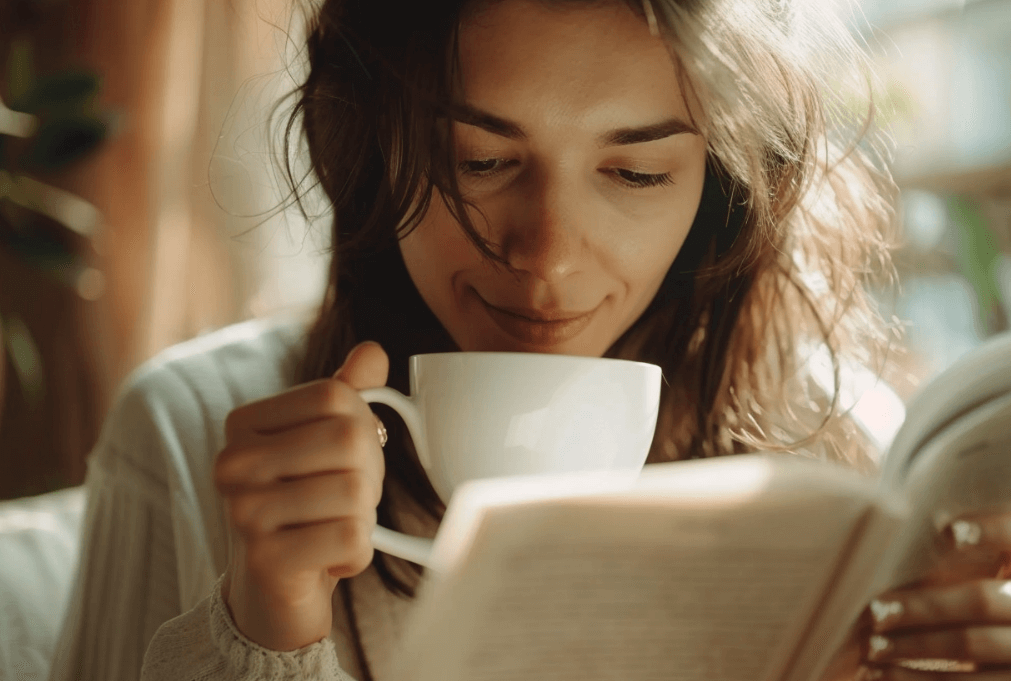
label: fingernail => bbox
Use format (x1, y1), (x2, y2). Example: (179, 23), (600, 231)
(868, 634), (892, 661)
(950, 519), (982, 549)
(868, 599), (903, 629)
(861, 668), (884, 681)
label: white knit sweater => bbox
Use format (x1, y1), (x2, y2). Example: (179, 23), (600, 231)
(46, 313), (434, 681)
(45, 312), (898, 681)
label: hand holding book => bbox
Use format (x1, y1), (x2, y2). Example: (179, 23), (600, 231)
(858, 511), (1011, 677)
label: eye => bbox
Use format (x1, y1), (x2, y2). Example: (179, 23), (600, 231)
(610, 168), (674, 189)
(458, 159), (514, 177)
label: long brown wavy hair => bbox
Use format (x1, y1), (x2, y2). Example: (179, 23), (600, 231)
(278, 0), (899, 598)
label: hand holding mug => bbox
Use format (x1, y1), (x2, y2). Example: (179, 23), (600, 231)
(213, 343), (662, 651)
(214, 341), (388, 652)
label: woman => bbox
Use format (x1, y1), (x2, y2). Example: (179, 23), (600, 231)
(48, 0), (1011, 680)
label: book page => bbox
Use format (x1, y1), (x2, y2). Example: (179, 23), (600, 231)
(881, 332), (1011, 488)
(393, 456), (891, 681)
(880, 390), (1011, 588)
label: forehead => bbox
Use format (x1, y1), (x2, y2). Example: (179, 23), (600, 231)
(457, 0), (694, 129)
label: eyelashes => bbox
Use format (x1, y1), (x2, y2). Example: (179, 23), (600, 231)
(457, 159), (674, 189)
(458, 159), (510, 177)
(611, 168), (674, 188)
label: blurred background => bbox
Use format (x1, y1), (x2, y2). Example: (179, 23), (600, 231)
(0, 0), (329, 500)
(1, 0), (1009, 500)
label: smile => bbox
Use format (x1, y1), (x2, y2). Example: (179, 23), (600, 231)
(477, 295), (600, 346)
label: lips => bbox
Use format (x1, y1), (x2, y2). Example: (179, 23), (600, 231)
(477, 294), (599, 346)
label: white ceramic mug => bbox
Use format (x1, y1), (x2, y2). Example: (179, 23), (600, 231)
(359, 352), (662, 567)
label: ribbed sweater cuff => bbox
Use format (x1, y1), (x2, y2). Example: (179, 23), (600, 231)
(208, 573), (351, 680)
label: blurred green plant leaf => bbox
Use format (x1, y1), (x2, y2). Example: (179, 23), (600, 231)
(0, 226), (78, 262)
(0, 313), (45, 408)
(0, 40), (110, 295)
(0, 193), (77, 263)
(5, 38), (34, 106)
(22, 114), (108, 172)
(949, 196), (1009, 335)
(11, 70), (101, 116)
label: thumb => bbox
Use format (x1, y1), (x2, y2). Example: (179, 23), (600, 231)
(333, 341), (390, 390)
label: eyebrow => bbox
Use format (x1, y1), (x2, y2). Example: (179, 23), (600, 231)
(452, 103), (700, 147)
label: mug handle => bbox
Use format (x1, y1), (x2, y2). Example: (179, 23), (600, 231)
(358, 386), (434, 567)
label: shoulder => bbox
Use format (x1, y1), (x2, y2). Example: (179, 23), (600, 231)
(132, 311), (310, 408)
(97, 311), (312, 469)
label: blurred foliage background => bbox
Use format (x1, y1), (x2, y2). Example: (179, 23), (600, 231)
(1, 0), (1010, 499)
(856, 0), (1011, 381)
(0, 0), (326, 499)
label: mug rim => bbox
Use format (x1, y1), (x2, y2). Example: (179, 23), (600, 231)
(408, 351), (661, 372)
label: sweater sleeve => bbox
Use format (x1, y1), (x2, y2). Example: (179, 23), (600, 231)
(47, 317), (362, 681)
(46, 371), (185, 681)
(141, 573), (355, 681)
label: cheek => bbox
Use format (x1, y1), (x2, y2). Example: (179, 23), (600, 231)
(612, 226), (689, 294)
(399, 197), (477, 301)
(609, 188), (706, 294)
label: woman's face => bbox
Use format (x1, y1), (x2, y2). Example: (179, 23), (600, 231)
(399, 0), (708, 356)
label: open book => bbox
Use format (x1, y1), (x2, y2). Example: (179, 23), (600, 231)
(389, 332), (1011, 681)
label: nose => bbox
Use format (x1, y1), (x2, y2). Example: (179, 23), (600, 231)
(495, 172), (587, 284)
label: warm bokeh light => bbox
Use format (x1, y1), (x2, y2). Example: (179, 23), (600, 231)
(847, 0), (1011, 388)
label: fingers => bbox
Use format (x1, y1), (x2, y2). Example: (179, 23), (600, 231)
(865, 577), (1011, 673)
(332, 340), (389, 391)
(225, 378), (369, 443)
(861, 662), (1011, 680)
(216, 412), (385, 584)
(870, 580), (1011, 633)
(943, 512), (1011, 552)
(860, 510), (1011, 673)
(228, 471), (380, 534)
(223, 341), (389, 444)
(244, 517), (376, 582)
(865, 625), (1011, 665)
(216, 413), (385, 489)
